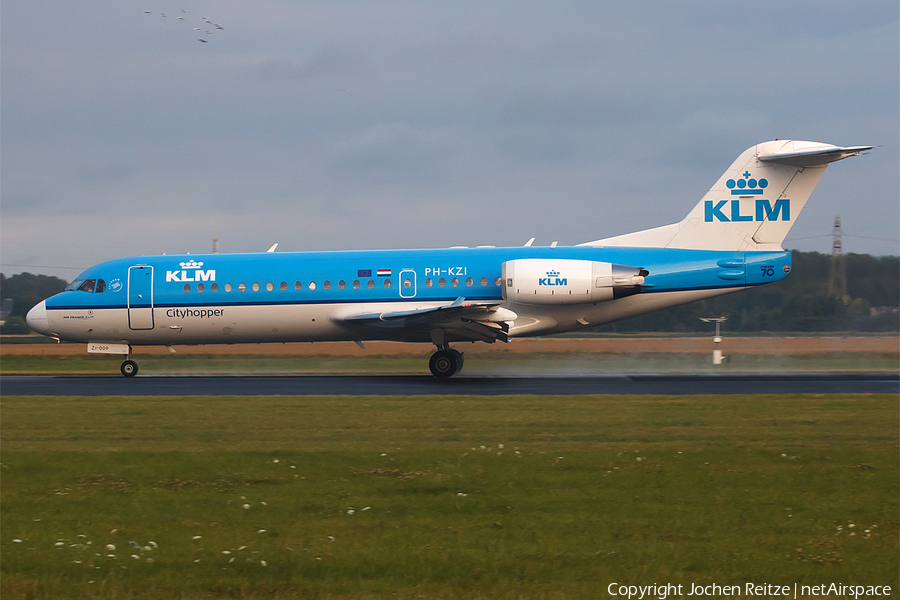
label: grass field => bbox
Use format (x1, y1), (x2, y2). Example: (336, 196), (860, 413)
(2, 393), (897, 599)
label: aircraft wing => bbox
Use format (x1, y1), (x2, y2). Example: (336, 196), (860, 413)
(340, 297), (515, 344)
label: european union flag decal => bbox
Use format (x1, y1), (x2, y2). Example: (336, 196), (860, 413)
(358, 269), (372, 277)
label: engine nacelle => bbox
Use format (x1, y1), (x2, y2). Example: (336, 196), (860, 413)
(501, 259), (646, 305)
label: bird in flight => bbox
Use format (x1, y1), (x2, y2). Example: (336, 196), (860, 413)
(141, 8), (225, 43)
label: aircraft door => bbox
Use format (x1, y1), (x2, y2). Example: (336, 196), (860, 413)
(128, 265), (155, 330)
(399, 269), (416, 298)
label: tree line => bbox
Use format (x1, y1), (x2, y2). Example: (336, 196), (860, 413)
(1, 273), (69, 333)
(1, 251), (898, 334)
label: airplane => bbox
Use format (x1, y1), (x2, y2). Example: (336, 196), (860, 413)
(26, 139), (870, 378)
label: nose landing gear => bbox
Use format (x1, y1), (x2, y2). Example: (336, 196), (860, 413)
(121, 359), (139, 377)
(429, 347), (464, 378)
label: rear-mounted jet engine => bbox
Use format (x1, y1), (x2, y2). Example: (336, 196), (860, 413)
(501, 259), (646, 305)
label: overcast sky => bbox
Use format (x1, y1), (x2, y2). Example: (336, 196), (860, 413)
(2, 1), (898, 281)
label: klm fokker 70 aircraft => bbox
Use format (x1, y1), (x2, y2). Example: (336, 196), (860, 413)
(27, 140), (869, 377)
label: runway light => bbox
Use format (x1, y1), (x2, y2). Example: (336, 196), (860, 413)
(700, 316), (728, 365)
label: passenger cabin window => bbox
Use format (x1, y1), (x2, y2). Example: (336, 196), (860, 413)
(211, 283), (219, 292)
(367, 280), (375, 289)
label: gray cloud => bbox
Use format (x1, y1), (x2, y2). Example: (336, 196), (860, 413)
(2, 0), (897, 278)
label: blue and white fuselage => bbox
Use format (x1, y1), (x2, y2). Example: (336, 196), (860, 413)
(26, 140), (869, 377)
(28, 246), (791, 344)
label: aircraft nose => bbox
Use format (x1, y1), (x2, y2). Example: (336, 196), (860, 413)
(26, 300), (50, 335)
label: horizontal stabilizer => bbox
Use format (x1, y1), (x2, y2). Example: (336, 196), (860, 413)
(759, 145), (871, 167)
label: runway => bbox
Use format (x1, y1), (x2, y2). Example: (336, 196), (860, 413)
(2, 373), (897, 396)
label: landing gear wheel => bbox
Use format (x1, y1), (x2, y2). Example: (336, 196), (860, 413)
(449, 349), (464, 373)
(121, 360), (139, 378)
(429, 349), (459, 378)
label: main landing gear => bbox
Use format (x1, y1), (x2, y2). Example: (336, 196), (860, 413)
(121, 359), (139, 377)
(429, 347), (464, 378)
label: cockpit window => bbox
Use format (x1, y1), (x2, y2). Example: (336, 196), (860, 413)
(65, 278), (106, 293)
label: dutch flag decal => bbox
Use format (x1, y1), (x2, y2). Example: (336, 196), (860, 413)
(377, 269), (391, 277)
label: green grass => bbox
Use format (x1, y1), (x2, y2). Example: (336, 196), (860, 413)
(2, 394), (898, 599)
(0, 354), (427, 375)
(2, 351), (898, 375)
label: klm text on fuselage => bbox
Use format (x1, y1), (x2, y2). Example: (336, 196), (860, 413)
(704, 199), (790, 223)
(166, 269), (216, 283)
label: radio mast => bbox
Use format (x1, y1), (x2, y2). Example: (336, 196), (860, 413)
(827, 216), (847, 303)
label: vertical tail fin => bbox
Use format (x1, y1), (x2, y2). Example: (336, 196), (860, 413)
(582, 140), (870, 251)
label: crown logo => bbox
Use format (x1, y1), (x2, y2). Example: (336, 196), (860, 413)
(546, 270), (560, 277)
(726, 171), (768, 195)
(180, 260), (204, 269)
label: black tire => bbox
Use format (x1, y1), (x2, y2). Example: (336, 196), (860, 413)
(121, 360), (139, 378)
(449, 349), (465, 373)
(429, 350), (459, 378)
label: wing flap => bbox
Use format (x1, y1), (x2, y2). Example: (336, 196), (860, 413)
(340, 298), (515, 343)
